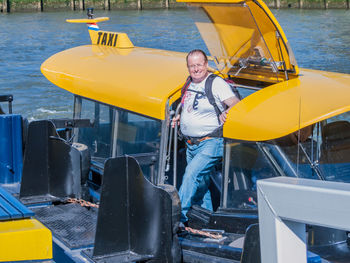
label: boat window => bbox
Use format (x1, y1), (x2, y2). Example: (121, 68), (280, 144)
(222, 140), (280, 210)
(189, 4), (287, 82)
(259, 125), (317, 179)
(268, 112), (350, 183)
(77, 99), (113, 161)
(242, 111), (350, 184)
(317, 112), (350, 182)
(222, 83), (278, 210)
(113, 110), (161, 181)
(73, 97), (161, 180)
(222, 127), (320, 210)
(115, 111), (161, 156)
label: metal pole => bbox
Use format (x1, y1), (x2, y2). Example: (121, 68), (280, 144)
(79, 0), (84, 10)
(8, 101), (12, 114)
(104, 0), (110, 10)
(274, 0), (280, 9)
(173, 104), (182, 188)
(137, 0), (142, 10)
(6, 0), (10, 12)
(298, 0), (303, 8)
(71, 0), (75, 10)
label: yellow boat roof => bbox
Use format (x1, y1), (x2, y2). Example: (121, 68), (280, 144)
(41, 45), (188, 120)
(42, 44), (350, 141)
(224, 69), (350, 141)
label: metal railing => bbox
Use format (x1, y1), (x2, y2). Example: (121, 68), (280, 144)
(257, 177), (350, 263)
(0, 94), (13, 114)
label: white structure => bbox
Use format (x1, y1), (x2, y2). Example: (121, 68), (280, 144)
(257, 177), (350, 263)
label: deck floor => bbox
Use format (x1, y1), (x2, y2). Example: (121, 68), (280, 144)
(33, 203), (98, 249)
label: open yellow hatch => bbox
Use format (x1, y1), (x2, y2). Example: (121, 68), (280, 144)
(178, 0), (298, 83)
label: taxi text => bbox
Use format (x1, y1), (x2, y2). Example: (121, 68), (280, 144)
(96, 32), (118, 46)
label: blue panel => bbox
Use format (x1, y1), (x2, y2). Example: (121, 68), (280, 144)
(0, 205), (10, 220)
(0, 114), (23, 184)
(0, 186), (34, 221)
(0, 195), (22, 219)
(307, 251), (321, 263)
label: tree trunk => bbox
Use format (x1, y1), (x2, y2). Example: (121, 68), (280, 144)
(104, 0), (110, 10)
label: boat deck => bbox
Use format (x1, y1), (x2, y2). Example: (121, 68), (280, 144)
(33, 203), (98, 249)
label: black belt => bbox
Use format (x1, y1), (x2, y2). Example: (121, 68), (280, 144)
(182, 126), (223, 146)
(185, 136), (212, 145)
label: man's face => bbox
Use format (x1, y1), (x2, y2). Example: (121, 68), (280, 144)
(187, 53), (208, 83)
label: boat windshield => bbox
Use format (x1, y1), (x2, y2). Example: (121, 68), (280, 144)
(222, 110), (350, 210)
(189, 5), (286, 82)
(73, 96), (161, 181)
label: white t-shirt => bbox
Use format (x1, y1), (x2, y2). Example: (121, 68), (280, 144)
(180, 74), (235, 137)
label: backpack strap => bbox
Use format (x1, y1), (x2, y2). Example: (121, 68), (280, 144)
(205, 74), (222, 125)
(180, 76), (192, 106)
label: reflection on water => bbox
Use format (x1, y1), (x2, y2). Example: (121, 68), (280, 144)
(0, 9), (349, 119)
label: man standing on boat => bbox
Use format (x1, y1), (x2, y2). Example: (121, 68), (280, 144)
(172, 49), (239, 223)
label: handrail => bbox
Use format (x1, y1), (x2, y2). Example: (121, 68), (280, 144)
(257, 177), (350, 263)
(173, 103), (182, 188)
(0, 94), (13, 114)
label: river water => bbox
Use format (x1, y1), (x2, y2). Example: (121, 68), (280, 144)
(0, 9), (349, 120)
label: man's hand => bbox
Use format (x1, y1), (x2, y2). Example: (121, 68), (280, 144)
(172, 114), (180, 128)
(220, 96), (240, 124)
(219, 110), (229, 124)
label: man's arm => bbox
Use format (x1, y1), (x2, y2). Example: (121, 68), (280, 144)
(219, 96), (240, 124)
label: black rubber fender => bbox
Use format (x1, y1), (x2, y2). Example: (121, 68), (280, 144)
(158, 184), (181, 234)
(158, 184), (182, 263)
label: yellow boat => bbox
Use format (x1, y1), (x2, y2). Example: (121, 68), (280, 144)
(1, 0), (350, 262)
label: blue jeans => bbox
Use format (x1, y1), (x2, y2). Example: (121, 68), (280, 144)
(178, 137), (223, 222)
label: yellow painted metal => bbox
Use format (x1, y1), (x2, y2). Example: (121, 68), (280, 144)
(178, 0), (298, 81)
(66, 17), (133, 48)
(66, 17), (110, 23)
(223, 68), (350, 141)
(42, 42), (350, 139)
(88, 30), (134, 48)
(41, 45), (188, 120)
(0, 218), (52, 262)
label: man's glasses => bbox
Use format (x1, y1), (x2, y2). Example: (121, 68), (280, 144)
(188, 63), (206, 70)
